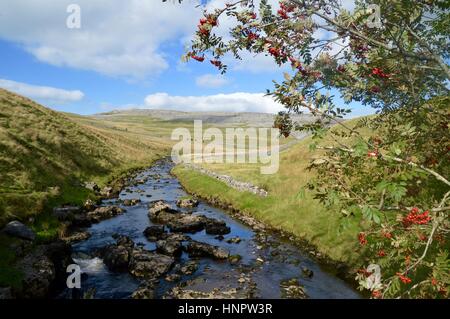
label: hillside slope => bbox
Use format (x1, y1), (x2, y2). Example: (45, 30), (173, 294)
(0, 89), (169, 225)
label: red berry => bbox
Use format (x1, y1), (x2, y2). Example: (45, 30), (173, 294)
(269, 47), (281, 57)
(277, 9), (289, 19)
(358, 232), (367, 245)
(372, 290), (382, 299)
(403, 208), (431, 227)
(396, 272), (412, 284)
(191, 55), (205, 62)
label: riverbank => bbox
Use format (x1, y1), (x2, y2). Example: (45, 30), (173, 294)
(0, 159), (162, 294)
(171, 136), (365, 268)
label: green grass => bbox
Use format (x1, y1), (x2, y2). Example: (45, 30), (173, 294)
(0, 89), (175, 226)
(173, 118), (372, 265)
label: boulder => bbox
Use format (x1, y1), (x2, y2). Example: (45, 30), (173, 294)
(123, 198), (141, 206)
(176, 198), (199, 208)
(165, 274), (181, 282)
(129, 248), (175, 279)
(84, 182), (100, 192)
(43, 241), (73, 292)
(226, 237), (241, 244)
(114, 234), (135, 249)
(100, 235), (134, 272)
(156, 234), (185, 256)
(103, 245), (131, 272)
(15, 247), (55, 298)
(205, 219), (231, 235)
(83, 199), (96, 211)
(62, 231), (91, 244)
(179, 260), (199, 275)
(280, 278), (307, 299)
(101, 186), (114, 198)
(148, 200), (171, 215)
(87, 206), (124, 223)
(302, 267), (314, 278)
(167, 214), (206, 233)
(228, 254), (242, 265)
(53, 206), (80, 221)
(148, 200), (179, 223)
(131, 283), (156, 299)
(143, 225), (166, 241)
(3, 221), (35, 241)
(185, 241), (229, 259)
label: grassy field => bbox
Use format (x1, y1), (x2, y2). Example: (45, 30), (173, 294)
(173, 119), (371, 265)
(0, 89), (178, 227)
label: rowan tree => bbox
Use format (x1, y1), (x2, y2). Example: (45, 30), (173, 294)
(174, 0), (449, 298)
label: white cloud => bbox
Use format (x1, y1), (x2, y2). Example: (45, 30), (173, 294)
(0, 0), (202, 79)
(0, 79), (84, 103)
(195, 74), (229, 88)
(143, 92), (284, 113)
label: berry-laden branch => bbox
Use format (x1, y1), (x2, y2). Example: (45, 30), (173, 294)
(175, 0), (450, 298)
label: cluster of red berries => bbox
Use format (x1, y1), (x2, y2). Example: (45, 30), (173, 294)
(246, 31), (259, 41)
(371, 67), (390, 79)
(268, 47), (284, 58)
(371, 290), (382, 299)
(191, 54), (205, 62)
(249, 12), (257, 19)
(396, 272), (412, 284)
(277, 9), (289, 19)
(431, 278), (438, 286)
(198, 16), (217, 37)
(358, 232), (367, 245)
(403, 207), (431, 227)
(280, 3), (295, 12)
(288, 56), (318, 78)
(377, 250), (386, 257)
(277, 2), (295, 19)
(382, 231), (392, 239)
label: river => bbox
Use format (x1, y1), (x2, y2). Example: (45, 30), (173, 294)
(68, 159), (360, 299)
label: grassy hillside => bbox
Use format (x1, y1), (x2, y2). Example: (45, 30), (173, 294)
(173, 118), (371, 266)
(0, 89), (170, 226)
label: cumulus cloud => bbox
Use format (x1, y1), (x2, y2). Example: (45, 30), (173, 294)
(0, 0), (202, 79)
(0, 79), (84, 103)
(195, 74), (229, 88)
(143, 92), (284, 113)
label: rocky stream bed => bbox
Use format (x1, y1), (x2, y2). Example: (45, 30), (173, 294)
(1, 159), (361, 299)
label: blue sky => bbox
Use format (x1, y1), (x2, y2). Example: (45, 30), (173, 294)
(0, 0), (371, 117)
